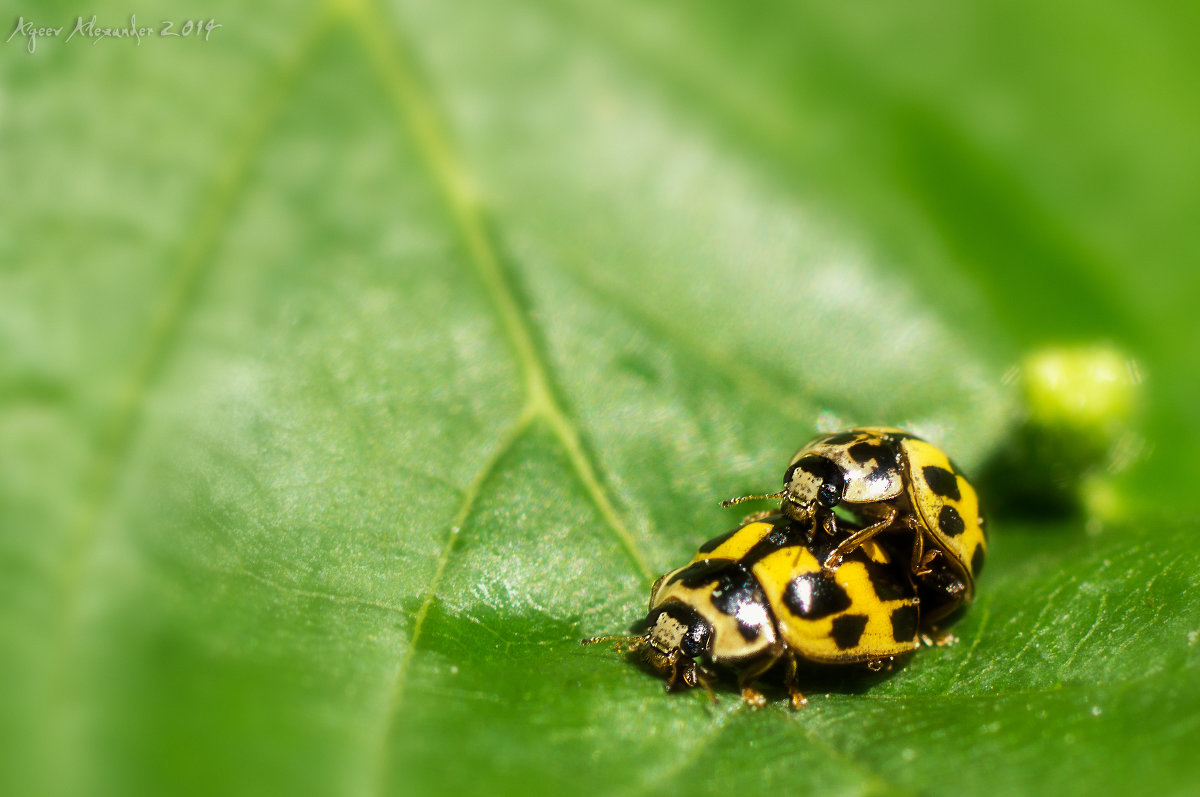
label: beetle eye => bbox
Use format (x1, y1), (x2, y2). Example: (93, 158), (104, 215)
(817, 481), (842, 508)
(679, 622), (711, 658)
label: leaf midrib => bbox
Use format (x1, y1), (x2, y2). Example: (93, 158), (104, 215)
(339, 2), (678, 791)
(345, 0), (652, 583)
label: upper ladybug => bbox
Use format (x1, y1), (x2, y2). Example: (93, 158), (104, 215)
(724, 427), (986, 622)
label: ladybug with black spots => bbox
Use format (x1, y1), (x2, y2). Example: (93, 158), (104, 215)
(582, 514), (921, 707)
(723, 427), (986, 620)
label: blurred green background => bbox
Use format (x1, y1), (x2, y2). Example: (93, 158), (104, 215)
(3, 1), (1199, 796)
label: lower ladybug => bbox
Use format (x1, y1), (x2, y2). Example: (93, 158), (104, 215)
(582, 514), (920, 707)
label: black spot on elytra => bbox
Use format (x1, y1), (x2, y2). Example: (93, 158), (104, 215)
(708, 566), (758, 610)
(938, 505), (966, 537)
(669, 559), (736, 588)
(784, 573), (852, 619)
(822, 432), (861, 445)
(862, 558), (910, 602)
(831, 614), (869, 649)
(804, 534), (840, 566)
(709, 566), (761, 613)
(708, 564), (769, 642)
(922, 465), (961, 500)
(697, 527), (740, 554)
(848, 441), (893, 466)
(736, 623), (760, 641)
(890, 605), (919, 643)
(738, 523), (799, 567)
(970, 544), (985, 575)
(845, 439), (902, 490)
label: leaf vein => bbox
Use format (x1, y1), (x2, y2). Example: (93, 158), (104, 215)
(946, 596), (991, 692)
(364, 412), (533, 796)
(344, 0), (652, 581)
(227, 568), (407, 614)
(558, 261), (868, 425)
(1010, 580), (1068, 668)
(632, 701), (743, 797)
(1060, 592), (1106, 677)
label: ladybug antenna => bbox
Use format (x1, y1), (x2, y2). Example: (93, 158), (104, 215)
(581, 634), (645, 652)
(719, 491), (785, 509)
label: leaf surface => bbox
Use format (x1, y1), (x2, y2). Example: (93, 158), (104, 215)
(2, 2), (1197, 797)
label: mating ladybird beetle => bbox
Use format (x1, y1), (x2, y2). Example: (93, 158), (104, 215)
(582, 514), (920, 707)
(723, 427), (985, 619)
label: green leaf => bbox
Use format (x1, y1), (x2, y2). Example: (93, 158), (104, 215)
(2, 1), (1197, 797)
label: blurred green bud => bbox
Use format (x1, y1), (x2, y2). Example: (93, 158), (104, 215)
(984, 344), (1143, 518)
(1022, 345), (1140, 452)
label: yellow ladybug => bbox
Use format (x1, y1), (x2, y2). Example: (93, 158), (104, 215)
(583, 514), (920, 707)
(723, 427), (985, 618)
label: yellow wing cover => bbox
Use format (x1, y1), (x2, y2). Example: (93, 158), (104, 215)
(688, 519), (780, 564)
(752, 539), (920, 663)
(663, 516), (920, 664)
(899, 437), (986, 596)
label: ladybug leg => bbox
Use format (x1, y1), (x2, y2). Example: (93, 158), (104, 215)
(915, 547), (941, 578)
(739, 509), (777, 525)
(739, 687), (767, 709)
(821, 510), (838, 539)
(736, 651), (781, 708)
(919, 629), (959, 647)
(783, 654), (807, 709)
(908, 529), (924, 574)
(866, 656), (896, 673)
(897, 516), (941, 577)
(663, 652), (683, 692)
(904, 517), (930, 575)
(822, 505), (897, 570)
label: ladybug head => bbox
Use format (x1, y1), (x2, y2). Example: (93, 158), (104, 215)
(581, 604), (713, 691)
(782, 455), (846, 516)
(642, 604), (713, 664)
(637, 603), (714, 690)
